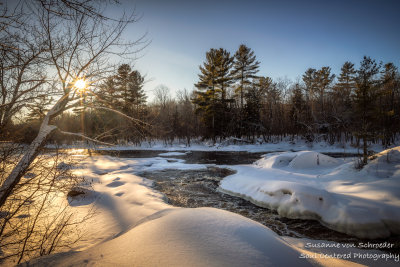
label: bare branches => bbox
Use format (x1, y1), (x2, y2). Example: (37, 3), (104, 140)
(57, 129), (113, 146)
(84, 105), (150, 127)
(0, 147), (89, 264)
(1, 0), (146, 210)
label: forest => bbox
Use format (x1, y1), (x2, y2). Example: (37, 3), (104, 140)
(3, 45), (399, 160)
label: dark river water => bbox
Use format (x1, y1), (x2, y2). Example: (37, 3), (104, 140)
(76, 149), (399, 252)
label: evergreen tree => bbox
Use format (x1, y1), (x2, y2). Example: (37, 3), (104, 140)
(115, 64), (132, 111)
(353, 56), (380, 165)
(94, 65), (147, 143)
(127, 70), (147, 115)
(215, 48), (234, 100)
(232, 44), (260, 109)
(108, 64), (147, 114)
(335, 61), (356, 99)
(244, 82), (263, 141)
(314, 66), (335, 118)
(97, 76), (117, 106)
(302, 68), (317, 119)
(257, 77), (282, 139)
(195, 48), (219, 92)
(289, 83), (310, 139)
(302, 67), (334, 121)
(193, 48), (234, 142)
(331, 61), (356, 141)
(192, 89), (221, 143)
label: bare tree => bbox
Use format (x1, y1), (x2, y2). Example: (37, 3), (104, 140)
(0, 2), (48, 135)
(0, 146), (90, 264)
(0, 0), (146, 218)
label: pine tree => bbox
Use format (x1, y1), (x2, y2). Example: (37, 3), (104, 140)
(193, 48), (235, 142)
(302, 68), (317, 119)
(115, 64), (133, 112)
(335, 61), (356, 98)
(353, 56), (380, 165)
(315, 66), (334, 118)
(194, 48), (219, 142)
(232, 44), (260, 109)
(97, 77), (117, 106)
(215, 48), (234, 100)
(257, 77), (282, 139)
(302, 67), (334, 121)
(331, 61), (356, 142)
(109, 64), (147, 114)
(289, 83), (309, 138)
(195, 48), (219, 92)
(192, 89), (221, 143)
(127, 70), (147, 115)
(244, 82), (263, 141)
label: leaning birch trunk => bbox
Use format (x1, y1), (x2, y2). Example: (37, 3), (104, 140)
(0, 93), (69, 208)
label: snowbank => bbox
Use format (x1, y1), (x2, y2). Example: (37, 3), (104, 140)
(361, 147), (400, 179)
(25, 208), (363, 267)
(256, 151), (340, 169)
(220, 149), (400, 239)
(288, 151), (340, 169)
(19, 153), (399, 266)
(48, 138), (397, 153)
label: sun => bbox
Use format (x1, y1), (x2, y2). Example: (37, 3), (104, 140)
(74, 78), (87, 92)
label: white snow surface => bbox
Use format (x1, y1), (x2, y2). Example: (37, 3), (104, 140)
(158, 151), (188, 156)
(48, 137), (398, 153)
(61, 155), (208, 248)
(220, 148), (400, 239)
(20, 148), (400, 266)
(27, 208), (320, 267)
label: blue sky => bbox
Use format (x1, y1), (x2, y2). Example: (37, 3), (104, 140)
(114, 0), (400, 101)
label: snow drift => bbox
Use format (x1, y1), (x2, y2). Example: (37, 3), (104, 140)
(17, 151), (399, 267)
(25, 208), (316, 267)
(220, 148), (400, 239)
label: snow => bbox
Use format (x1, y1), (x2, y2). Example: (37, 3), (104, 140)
(158, 151), (188, 156)
(220, 148), (400, 239)
(48, 137), (398, 154)
(19, 147), (400, 266)
(288, 151), (340, 169)
(256, 151), (340, 169)
(27, 208), (317, 267)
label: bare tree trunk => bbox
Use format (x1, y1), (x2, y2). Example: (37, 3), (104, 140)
(363, 134), (368, 165)
(0, 93), (68, 207)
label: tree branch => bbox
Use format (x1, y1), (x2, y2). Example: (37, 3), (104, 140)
(57, 129), (113, 146)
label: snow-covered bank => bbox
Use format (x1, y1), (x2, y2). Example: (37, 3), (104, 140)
(47, 137), (398, 153)
(18, 151), (399, 266)
(25, 208), (317, 267)
(64, 155), (208, 249)
(24, 207), (398, 267)
(219, 148), (400, 239)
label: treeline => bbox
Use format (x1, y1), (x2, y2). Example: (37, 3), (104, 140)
(7, 46), (400, 152)
(190, 46), (400, 160)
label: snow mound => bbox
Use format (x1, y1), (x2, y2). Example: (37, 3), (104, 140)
(26, 208), (314, 267)
(288, 151), (339, 169)
(220, 150), (400, 239)
(256, 152), (298, 168)
(256, 151), (339, 169)
(362, 147), (400, 178)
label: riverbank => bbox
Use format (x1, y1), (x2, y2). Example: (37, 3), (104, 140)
(46, 137), (399, 154)
(17, 148), (400, 266)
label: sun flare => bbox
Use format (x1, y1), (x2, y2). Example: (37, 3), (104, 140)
(74, 78), (87, 92)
